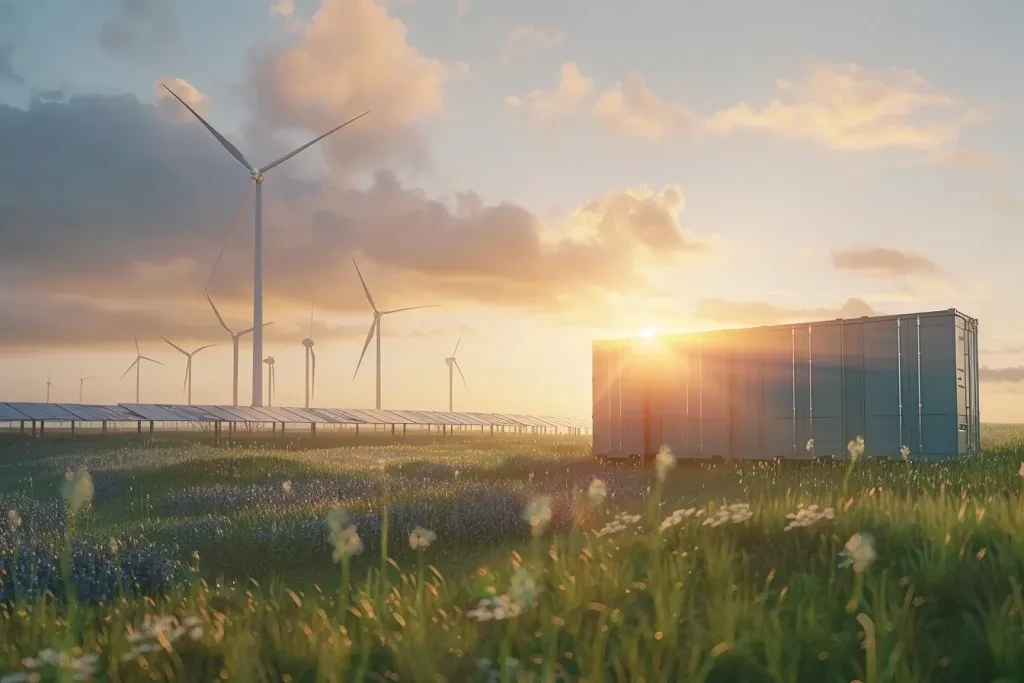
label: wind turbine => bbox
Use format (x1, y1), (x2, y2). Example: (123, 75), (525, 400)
(206, 294), (273, 407)
(263, 352), (282, 407)
(351, 256), (439, 410)
(444, 335), (468, 412)
(302, 300), (316, 409)
(160, 336), (216, 406)
(120, 335), (164, 403)
(78, 377), (94, 404)
(163, 85), (369, 407)
(45, 374), (55, 403)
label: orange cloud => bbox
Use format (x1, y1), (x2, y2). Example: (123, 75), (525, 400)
(501, 24), (566, 63)
(705, 62), (978, 151)
(593, 72), (693, 141)
(505, 62), (594, 125)
(153, 77), (209, 123)
(831, 246), (944, 278)
(695, 297), (879, 327)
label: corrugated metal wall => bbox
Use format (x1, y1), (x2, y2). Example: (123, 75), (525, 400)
(592, 310), (979, 461)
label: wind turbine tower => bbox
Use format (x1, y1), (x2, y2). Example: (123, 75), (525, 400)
(163, 85), (368, 407)
(161, 336), (215, 405)
(263, 353), (281, 407)
(45, 374), (55, 403)
(79, 376), (94, 404)
(352, 256), (439, 409)
(206, 294), (272, 406)
(444, 336), (468, 412)
(302, 300), (317, 409)
(121, 335), (164, 403)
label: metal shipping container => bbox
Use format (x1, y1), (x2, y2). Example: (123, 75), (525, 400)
(592, 309), (979, 461)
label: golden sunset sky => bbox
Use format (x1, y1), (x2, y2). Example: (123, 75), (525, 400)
(0, 0), (1022, 420)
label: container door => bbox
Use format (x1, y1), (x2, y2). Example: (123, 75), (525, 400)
(731, 330), (763, 459)
(919, 315), (957, 458)
(863, 320), (901, 458)
(809, 323), (844, 459)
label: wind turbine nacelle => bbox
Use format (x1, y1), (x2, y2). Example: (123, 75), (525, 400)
(250, 169), (265, 183)
(302, 338), (315, 348)
(445, 357), (454, 366)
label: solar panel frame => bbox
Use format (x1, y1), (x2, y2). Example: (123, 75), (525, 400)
(6, 402), (81, 421)
(194, 405), (248, 422)
(0, 403), (30, 421)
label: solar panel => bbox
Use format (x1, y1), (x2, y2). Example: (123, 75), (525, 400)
(120, 404), (187, 421)
(220, 405), (272, 422)
(507, 414), (542, 427)
(471, 413), (506, 426)
(6, 403), (80, 421)
(194, 405), (248, 422)
(341, 409), (387, 424)
(540, 415), (574, 429)
(317, 408), (365, 423)
(251, 406), (309, 423)
(353, 409), (400, 424)
(56, 404), (135, 422)
(455, 412), (490, 426)
(302, 408), (343, 423)
(400, 410), (439, 425)
(280, 407), (328, 422)
(0, 403), (30, 421)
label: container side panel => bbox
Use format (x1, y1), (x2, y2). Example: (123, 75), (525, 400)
(701, 339), (731, 457)
(810, 323), (844, 458)
(659, 339), (690, 458)
(608, 345), (623, 455)
(643, 346), (664, 456)
(919, 319), (956, 457)
(864, 321), (901, 458)
(731, 331), (763, 459)
(592, 344), (611, 456)
(791, 325), (812, 459)
(762, 329), (795, 458)
(620, 344), (646, 456)
(841, 321), (866, 452)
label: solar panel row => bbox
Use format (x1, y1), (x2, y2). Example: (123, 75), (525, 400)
(0, 402), (591, 431)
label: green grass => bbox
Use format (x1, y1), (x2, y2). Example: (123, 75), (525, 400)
(2, 428), (1024, 681)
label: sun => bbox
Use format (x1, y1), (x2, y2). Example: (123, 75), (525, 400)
(642, 327), (656, 339)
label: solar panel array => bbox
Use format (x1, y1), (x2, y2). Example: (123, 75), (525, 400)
(0, 402), (591, 432)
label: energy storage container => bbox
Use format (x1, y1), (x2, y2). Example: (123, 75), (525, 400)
(592, 309), (979, 461)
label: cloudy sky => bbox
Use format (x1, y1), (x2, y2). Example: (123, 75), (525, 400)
(1, 0), (1023, 420)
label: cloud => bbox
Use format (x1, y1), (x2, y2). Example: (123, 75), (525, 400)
(695, 297), (879, 327)
(831, 246), (943, 278)
(705, 62), (978, 151)
(271, 0), (296, 16)
(0, 43), (19, 85)
(500, 25), (566, 63)
(593, 71), (694, 141)
(988, 190), (1023, 220)
(153, 77), (209, 123)
(0, 92), (713, 349)
(930, 147), (1008, 171)
(246, 0), (447, 173)
(505, 62), (594, 125)
(99, 0), (177, 54)
(979, 366), (1024, 383)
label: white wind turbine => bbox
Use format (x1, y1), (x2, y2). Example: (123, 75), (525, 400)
(45, 374), (55, 403)
(160, 336), (216, 406)
(444, 335), (467, 412)
(120, 335), (164, 403)
(206, 294), (273, 406)
(163, 84), (369, 407)
(351, 256), (439, 410)
(263, 351), (282, 407)
(79, 376), (94, 404)
(302, 300), (316, 409)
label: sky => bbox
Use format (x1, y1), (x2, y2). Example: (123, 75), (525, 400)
(1, 0), (1023, 421)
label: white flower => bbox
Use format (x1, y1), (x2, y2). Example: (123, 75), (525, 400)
(329, 525), (363, 562)
(587, 479), (607, 507)
(655, 445), (676, 482)
(408, 526), (437, 550)
(61, 468), (94, 514)
(838, 533), (877, 573)
(900, 445), (911, 462)
(847, 436), (865, 462)
(783, 504), (836, 531)
(596, 511), (642, 537)
(6, 509), (21, 531)
(188, 627), (203, 641)
(281, 480), (292, 494)
(107, 537), (120, 553)
(660, 507), (701, 531)
(523, 496), (553, 536)
(509, 568), (537, 607)
(806, 438), (815, 453)
(701, 503), (752, 527)
(326, 508), (350, 533)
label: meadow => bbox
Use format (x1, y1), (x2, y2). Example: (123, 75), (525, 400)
(2, 427), (1024, 682)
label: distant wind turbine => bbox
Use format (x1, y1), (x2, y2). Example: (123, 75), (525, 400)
(206, 294), (273, 407)
(161, 336), (216, 406)
(120, 335), (164, 403)
(351, 256), (439, 409)
(444, 335), (468, 412)
(79, 376), (94, 404)
(302, 300), (316, 409)
(163, 84), (369, 407)
(45, 374), (55, 403)
(263, 351), (283, 407)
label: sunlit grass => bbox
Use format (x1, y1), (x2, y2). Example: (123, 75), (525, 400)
(2, 428), (1024, 681)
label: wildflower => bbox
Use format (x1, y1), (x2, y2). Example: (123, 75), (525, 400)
(6, 509), (20, 531)
(900, 445), (911, 462)
(326, 508), (350, 533)
(655, 445), (676, 482)
(108, 537), (120, 553)
(596, 511), (642, 537)
(327, 511), (362, 563)
(587, 479), (607, 507)
(509, 567), (537, 607)
(847, 436), (865, 462)
(281, 480), (292, 494)
(188, 627), (204, 641)
(783, 504), (836, 531)
(1019, 462), (1024, 478)
(838, 533), (877, 573)
(659, 507), (704, 531)
(408, 526), (437, 550)
(701, 503), (752, 527)
(523, 496), (553, 536)
(806, 438), (814, 453)
(466, 595), (522, 621)
(61, 467), (94, 514)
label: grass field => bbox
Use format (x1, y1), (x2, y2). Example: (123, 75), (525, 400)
(2, 427), (1024, 682)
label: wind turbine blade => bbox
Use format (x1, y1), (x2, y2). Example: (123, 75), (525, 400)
(452, 334), (462, 357)
(140, 356), (165, 366)
(160, 335), (189, 356)
(381, 305), (440, 315)
(258, 111), (370, 174)
(204, 184), (252, 295)
(205, 294), (233, 334)
(192, 344), (216, 355)
(237, 321), (272, 337)
(353, 318), (377, 379)
(309, 298), (315, 338)
(133, 334), (140, 355)
(162, 85), (254, 172)
(120, 358), (139, 380)
(310, 347), (316, 400)
(351, 256), (377, 311)
(183, 361), (190, 391)
(454, 360), (468, 389)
